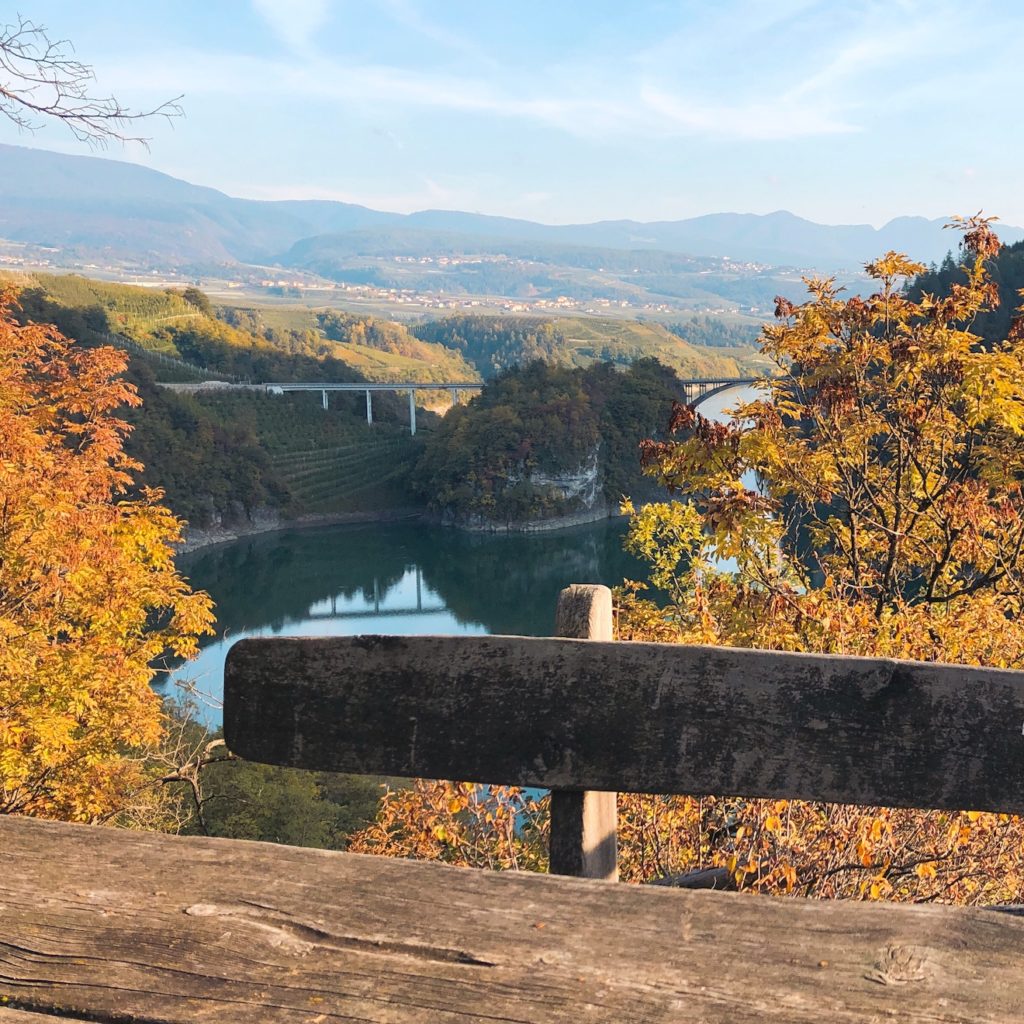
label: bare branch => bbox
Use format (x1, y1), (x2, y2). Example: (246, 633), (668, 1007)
(0, 16), (182, 148)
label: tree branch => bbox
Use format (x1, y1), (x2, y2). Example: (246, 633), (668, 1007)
(0, 16), (183, 148)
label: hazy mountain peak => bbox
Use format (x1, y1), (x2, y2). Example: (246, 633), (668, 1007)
(0, 144), (1021, 271)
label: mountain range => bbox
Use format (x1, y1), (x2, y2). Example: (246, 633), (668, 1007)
(1, 143), (1019, 274)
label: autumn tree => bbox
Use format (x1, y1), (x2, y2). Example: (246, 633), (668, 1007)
(0, 291), (213, 821)
(350, 218), (1024, 905)
(630, 215), (1024, 663)
(614, 215), (1024, 901)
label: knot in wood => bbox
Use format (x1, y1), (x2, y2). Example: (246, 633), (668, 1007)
(866, 944), (936, 986)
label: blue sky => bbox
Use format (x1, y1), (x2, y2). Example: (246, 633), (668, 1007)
(3, 1), (1023, 226)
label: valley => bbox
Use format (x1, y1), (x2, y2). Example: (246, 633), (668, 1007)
(4, 141), (992, 331)
(3, 265), (763, 544)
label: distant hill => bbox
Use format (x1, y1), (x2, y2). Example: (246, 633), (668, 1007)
(0, 144), (391, 267)
(2, 144), (1019, 272)
(412, 315), (744, 378)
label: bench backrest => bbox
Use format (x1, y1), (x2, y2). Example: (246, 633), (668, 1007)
(224, 586), (1024, 817)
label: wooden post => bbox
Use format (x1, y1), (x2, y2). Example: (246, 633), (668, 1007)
(549, 584), (618, 881)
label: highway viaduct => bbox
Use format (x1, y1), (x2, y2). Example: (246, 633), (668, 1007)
(262, 377), (761, 436)
(264, 381), (485, 436)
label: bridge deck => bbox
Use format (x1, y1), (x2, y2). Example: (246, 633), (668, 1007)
(2, 815), (1023, 1022)
(265, 381), (485, 391)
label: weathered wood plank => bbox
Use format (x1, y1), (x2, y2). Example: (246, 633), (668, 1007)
(225, 634), (1024, 813)
(3, 816), (1024, 1023)
(549, 585), (618, 881)
(0, 1009), (91, 1022)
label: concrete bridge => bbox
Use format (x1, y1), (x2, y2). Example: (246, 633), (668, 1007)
(264, 381), (485, 436)
(679, 377), (759, 405)
(264, 377), (761, 435)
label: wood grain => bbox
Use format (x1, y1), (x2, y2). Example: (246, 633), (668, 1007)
(3, 815), (1024, 1022)
(225, 634), (1024, 812)
(549, 585), (618, 881)
(0, 1010), (93, 1022)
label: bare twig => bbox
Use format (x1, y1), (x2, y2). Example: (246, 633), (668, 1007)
(0, 16), (182, 148)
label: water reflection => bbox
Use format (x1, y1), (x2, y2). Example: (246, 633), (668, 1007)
(167, 383), (760, 723)
(168, 519), (644, 722)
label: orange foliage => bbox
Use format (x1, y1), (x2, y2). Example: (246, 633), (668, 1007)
(0, 290), (213, 821)
(348, 221), (1024, 906)
(348, 781), (548, 872)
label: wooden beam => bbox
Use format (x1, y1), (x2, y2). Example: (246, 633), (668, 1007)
(3, 816), (1024, 1023)
(0, 1011), (92, 1022)
(549, 585), (618, 881)
(225, 634), (1024, 813)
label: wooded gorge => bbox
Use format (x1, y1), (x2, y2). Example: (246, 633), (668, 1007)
(5, 272), (742, 531)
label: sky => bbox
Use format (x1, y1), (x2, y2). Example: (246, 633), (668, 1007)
(2, 0), (1023, 226)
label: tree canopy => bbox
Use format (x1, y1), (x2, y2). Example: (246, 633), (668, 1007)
(629, 216), (1024, 664)
(352, 219), (1024, 905)
(413, 359), (680, 526)
(613, 216), (1024, 902)
(0, 291), (213, 820)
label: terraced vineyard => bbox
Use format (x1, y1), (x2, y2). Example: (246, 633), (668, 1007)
(193, 390), (390, 451)
(270, 437), (423, 513)
(191, 389), (425, 513)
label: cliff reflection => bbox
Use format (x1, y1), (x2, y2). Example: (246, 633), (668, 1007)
(179, 519), (644, 643)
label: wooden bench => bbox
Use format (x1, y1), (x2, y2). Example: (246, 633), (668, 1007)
(2, 584), (1024, 1021)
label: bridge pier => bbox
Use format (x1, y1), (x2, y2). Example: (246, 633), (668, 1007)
(265, 382), (485, 418)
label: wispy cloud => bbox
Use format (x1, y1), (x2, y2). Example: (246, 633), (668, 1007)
(251, 0), (331, 52)
(637, 86), (856, 140)
(102, 48), (854, 142)
(107, 0), (1017, 145)
(378, 0), (496, 68)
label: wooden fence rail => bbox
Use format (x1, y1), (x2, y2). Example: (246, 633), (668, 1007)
(225, 621), (1024, 815)
(6, 583), (1024, 1021)
(3, 814), (1024, 1022)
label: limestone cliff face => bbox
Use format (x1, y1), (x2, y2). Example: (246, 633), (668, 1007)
(523, 449), (601, 509)
(449, 446), (609, 532)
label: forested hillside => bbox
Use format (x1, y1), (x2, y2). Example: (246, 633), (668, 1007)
(13, 273), (477, 385)
(4, 271), (749, 532)
(7, 275), (428, 526)
(412, 315), (745, 378)
(665, 314), (763, 348)
(909, 239), (1024, 344)
(220, 305), (478, 383)
(413, 359), (681, 527)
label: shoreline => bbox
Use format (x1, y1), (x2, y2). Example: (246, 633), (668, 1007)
(450, 503), (621, 534)
(177, 507), (426, 555)
(177, 501), (629, 555)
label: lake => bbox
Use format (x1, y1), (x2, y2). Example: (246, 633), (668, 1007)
(166, 382), (760, 724)
(167, 518), (645, 723)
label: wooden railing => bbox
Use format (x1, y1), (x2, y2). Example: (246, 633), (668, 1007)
(3, 583), (1024, 1022)
(225, 585), (1024, 819)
